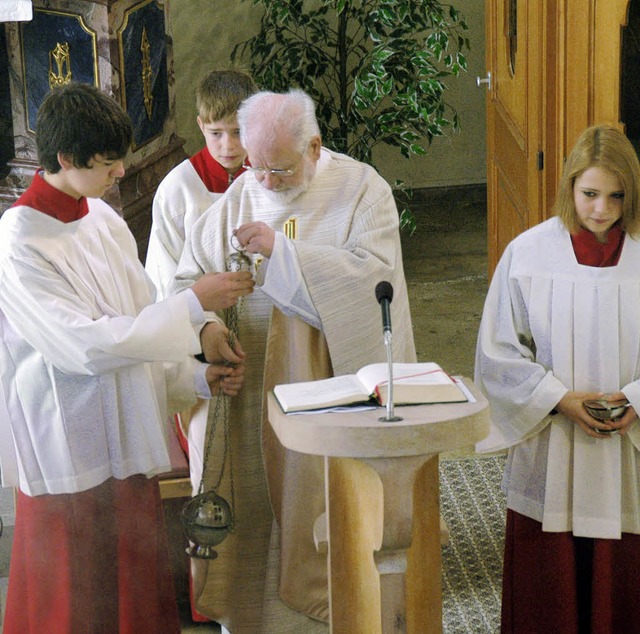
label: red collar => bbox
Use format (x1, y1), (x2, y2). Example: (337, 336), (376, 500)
(570, 223), (625, 267)
(13, 171), (89, 223)
(189, 147), (247, 193)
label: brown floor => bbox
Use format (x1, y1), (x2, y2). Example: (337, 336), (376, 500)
(402, 184), (488, 377)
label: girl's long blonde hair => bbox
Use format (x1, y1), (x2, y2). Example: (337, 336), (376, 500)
(554, 125), (640, 237)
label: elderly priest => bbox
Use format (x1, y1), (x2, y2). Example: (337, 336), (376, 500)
(172, 88), (416, 633)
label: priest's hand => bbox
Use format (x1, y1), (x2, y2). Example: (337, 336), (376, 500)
(200, 321), (246, 365)
(191, 271), (254, 311)
(556, 391), (616, 438)
(205, 362), (245, 397)
(234, 222), (275, 258)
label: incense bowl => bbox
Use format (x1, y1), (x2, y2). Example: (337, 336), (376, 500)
(181, 491), (232, 559)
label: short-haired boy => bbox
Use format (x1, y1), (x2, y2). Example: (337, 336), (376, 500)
(145, 68), (257, 298)
(0, 82), (253, 634)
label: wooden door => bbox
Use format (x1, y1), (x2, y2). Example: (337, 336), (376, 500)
(557, 0), (628, 164)
(483, 0), (546, 275)
(483, 0), (634, 276)
(593, 0), (629, 127)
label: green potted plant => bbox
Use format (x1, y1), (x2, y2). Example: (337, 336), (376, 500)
(231, 0), (469, 232)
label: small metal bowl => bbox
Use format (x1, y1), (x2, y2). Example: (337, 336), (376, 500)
(583, 398), (629, 421)
(583, 398), (629, 434)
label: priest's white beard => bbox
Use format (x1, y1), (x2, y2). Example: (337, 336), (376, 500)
(261, 158), (316, 204)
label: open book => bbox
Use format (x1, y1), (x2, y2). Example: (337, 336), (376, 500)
(273, 362), (467, 413)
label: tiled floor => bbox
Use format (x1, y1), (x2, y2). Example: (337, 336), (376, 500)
(0, 576), (7, 628)
(0, 525), (10, 578)
(0, 515), (9, 628)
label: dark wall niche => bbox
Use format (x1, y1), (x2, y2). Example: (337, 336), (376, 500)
(0, 28), (15, 178)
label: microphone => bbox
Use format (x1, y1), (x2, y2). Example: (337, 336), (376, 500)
(374, 281), (402, 422)
(375, 281), (393, 334)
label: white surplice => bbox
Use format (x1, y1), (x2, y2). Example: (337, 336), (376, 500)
(0, 200), (204, 496)
(476, 216), (640, 539)
(145, 159), (223, 300)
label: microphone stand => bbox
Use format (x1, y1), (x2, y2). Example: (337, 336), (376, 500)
(380, 329), (403, 423)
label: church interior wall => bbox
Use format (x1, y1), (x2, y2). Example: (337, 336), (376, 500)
(168, 0), (486, 190)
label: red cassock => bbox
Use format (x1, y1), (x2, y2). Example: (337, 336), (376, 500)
(3, 476), (180, 634)
(502, 509), (640, 634)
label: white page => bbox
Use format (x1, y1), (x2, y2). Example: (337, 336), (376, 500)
(274, 373), (370, 410)
(356, 362), (449, 392)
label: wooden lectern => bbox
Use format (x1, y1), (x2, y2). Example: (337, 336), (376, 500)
(267, 379), (490, 634)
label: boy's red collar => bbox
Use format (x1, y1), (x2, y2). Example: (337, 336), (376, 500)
(190, 147), (247, 193)
(14, 171), (89, 223)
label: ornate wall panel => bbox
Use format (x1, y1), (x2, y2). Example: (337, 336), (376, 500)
(21, 8), (98, 132)
(0, 0), (186, 259)
(118, 0), (168, 149)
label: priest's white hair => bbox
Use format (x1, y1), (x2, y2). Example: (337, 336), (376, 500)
(238, 89), (321, 154)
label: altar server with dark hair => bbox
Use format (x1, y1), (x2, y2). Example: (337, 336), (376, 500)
(0, 82), (253, 634)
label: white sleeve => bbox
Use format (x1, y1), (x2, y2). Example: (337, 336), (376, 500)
(0, 378), (18, 488)
(474, 247), (568, 451)
(145, 182), (187, 301)
(257, 232), (321, 329)
(0, 255), (202, 376)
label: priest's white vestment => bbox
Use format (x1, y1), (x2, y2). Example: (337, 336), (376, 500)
(173, 148), (416, 632)
(476, 216), (640, 539)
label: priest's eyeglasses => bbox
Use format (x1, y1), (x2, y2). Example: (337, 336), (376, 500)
(242, 164), (297, 178)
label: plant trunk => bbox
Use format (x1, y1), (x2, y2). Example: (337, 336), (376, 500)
(337, 10), (349, 153)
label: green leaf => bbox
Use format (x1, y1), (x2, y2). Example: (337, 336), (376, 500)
(233, 0), (470, 211)
(399, 207), (417, 235)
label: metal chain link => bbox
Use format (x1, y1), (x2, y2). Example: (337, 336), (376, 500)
(194, 246), (250, 531)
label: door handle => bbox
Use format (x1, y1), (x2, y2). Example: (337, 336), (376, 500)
(476, 72), (492, 90)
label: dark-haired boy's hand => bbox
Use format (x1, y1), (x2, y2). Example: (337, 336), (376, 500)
(191, 271), (254, 311)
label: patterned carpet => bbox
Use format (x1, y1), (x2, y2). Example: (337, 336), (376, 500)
(440, 454), (507, 634)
